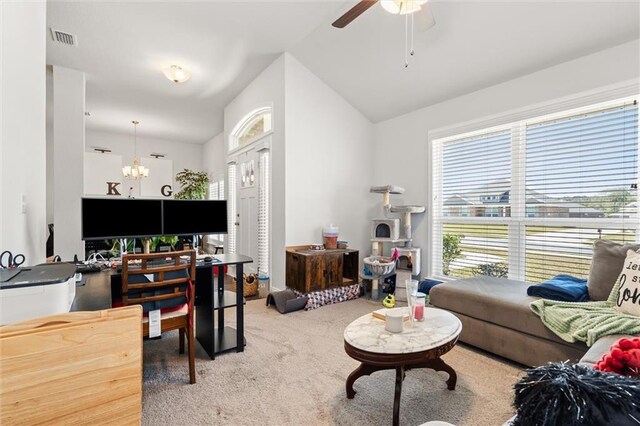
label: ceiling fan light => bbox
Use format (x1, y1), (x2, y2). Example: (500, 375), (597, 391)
(162, 65), (191, 83)
(381, 0), (425, 15)
(380, 1), (399, 14)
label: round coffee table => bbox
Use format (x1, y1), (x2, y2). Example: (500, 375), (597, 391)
(344, 307), (462, 426)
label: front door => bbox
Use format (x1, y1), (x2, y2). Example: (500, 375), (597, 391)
(236, 149), (259, 274)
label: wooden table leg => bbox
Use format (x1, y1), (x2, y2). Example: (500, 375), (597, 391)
(346, 363), (379, 399)
(393, 366), (404, 426)
(408, 357), (457, 390)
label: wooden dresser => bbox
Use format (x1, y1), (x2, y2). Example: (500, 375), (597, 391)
(286, 246), (359, 293)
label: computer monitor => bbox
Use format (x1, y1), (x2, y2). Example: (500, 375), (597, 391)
(162, 200), (228, 236)
(81, 198), (163, 240)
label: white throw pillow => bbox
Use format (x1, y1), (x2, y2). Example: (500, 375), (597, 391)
(613, 249), (640, 316)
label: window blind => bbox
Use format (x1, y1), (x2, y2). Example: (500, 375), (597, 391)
(525, 104), (638, 215)
(209, 182), (219, 201)
(227, 164), (237, 254)
(433, 97), (639, 282)
(208, 178), (225, 242)
(522, 101), (638, 282)
(442, 223), (509, 278)
(258, 151), (270, 275)
(442, 130), (512, 218)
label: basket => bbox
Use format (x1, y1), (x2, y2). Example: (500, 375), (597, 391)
(235, 273), (259, 297)
(364, 256), (396, 276)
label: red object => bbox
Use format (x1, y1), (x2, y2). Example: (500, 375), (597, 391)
(391, 248), (399, 262)
(323, 235), (338, 249)
(213, 265), (228, 276)
(595, 337), (640, 376)
(413, 304), (424, 321)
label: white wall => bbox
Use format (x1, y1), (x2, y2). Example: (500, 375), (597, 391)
(203, 132), (225, 182)
(222, 53), (376, 290)
(46, 124), (54, 225)
(224, 55), (286, 288)
(53, 66), (86, 260)
(284, 53), (374, 262)
(46, 70), (54, 226)
(1, 1), (47, 265)
(85, 129), (204, 195)
(373, 39), (640, 277)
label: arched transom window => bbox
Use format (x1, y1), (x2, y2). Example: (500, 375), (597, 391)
(229, 106), (273, 152)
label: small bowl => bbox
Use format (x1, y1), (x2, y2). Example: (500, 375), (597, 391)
(337, 241), (348, 249)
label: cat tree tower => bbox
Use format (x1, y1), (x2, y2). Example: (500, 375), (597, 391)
(368, 185), (426, 299)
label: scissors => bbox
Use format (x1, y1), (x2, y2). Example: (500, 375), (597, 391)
(0, 251), (25, 268)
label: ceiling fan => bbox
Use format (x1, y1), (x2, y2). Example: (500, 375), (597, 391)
(332, 0), (435, 31)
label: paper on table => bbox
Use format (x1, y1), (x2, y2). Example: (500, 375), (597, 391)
(372, 308), (410, 321)
(149, 309), (161, 338)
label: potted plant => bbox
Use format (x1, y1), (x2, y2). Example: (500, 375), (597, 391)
(175, 169), (209, 200)
(141, 236), (179, 254)
(174, 169), (210, 252)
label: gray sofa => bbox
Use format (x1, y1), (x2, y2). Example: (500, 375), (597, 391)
(430, 240), (640, 367)
(429, 276), (632, 367)
(429, 276), (586, 366)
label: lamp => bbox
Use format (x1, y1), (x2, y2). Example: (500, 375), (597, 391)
(162, 65), (191, 83)
(122, 120), (149, 179)
(381, 0), (427, 15)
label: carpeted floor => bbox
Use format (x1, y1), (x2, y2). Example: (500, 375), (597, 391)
(142, 298), (524, 426)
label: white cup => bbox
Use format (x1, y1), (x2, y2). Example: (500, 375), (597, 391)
(385, 309), (404, 333)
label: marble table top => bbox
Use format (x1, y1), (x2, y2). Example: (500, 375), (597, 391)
(344, 307), (462, 354)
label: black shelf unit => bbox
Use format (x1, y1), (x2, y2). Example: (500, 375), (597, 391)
(214, 290), (245, 310)
(194, 255), (252, 359)
(213, 326), (247, 354)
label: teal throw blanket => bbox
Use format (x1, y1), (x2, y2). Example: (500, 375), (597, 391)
(530, 282), (640, 347)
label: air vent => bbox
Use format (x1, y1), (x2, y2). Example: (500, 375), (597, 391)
(50, 28), (77, 47)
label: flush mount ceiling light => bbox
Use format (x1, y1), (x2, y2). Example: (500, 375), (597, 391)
(162, 65), (191, 83)
(381, 0), (427, 15)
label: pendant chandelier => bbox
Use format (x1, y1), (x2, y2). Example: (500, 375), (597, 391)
(122, 120), (149, 179)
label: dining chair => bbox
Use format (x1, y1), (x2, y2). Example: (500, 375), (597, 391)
(121, 249), (197, 384)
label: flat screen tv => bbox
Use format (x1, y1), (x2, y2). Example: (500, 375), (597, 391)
(81, 198), (163, 240)
(162, 200), (228, 236)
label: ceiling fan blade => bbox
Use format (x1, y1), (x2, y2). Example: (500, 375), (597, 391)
(332, 0), (379, 28)
(415, 4), (436, 32)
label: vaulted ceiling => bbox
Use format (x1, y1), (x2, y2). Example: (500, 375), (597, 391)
(46, 1), (640, 144)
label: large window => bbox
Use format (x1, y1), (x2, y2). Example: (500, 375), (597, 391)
(433, 97), (639, 282)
